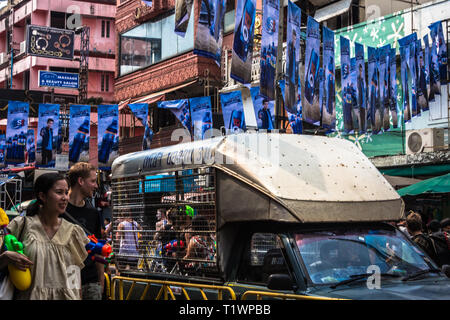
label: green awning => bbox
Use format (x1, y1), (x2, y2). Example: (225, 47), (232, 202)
(379, 164), (450, 178)
(397, 173), (450, 196)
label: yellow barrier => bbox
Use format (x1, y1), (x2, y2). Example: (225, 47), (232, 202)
(241, 290), (347, 301)
(104, 273), (111, 300)
(110, 276), (237, 300)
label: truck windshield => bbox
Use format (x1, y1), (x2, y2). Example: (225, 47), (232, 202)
(295, 228), (437, 285)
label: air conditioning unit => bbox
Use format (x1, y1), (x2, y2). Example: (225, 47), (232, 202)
(19, 41), (26, 55)
(405, 128), (444, 155)
(0, 52), (5, 64)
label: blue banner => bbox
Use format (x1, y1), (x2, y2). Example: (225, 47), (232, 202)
(350, 57), (359, 131)
(279, 79), (302, 134)
(26, 129), (35, 165)
(423, 34), (433, 102)
(230, 0), (256, 84)
(69, 105), (90, 166)
(429, 21), (447, 85)
(428, 21), (442, 96)
(194, 0), (226, 66)
(322, 27), (335, 130)
(284, 1), (301, 115)
(340, 36), (354, 133)
(355, 42), (365, 132)
(367, 46), (381, 132)
(416, 39), (428, 113)
(158, 99), (191, 134)
(399, 33), (418, 119)
(259, 0), (279, 100)
(38, 70), (79, 89)
(379, 44), (391, 131)
(220, 91), (246, 134)
(174, 0), (193, 37)
(399, 46), (411, 123)
(128, 103), (148, 127)
(6, 101), (29, 165)
(36, 104), (60, 168)
(0, 135), (6, 168)
(303, 15), (320, 126)
(98, 105), (119, 170)
(250, 87), (274, 130)
(389, 48), (399, 129)
(189, 96), (213, 140)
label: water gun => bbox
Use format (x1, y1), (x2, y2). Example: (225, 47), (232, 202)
(163, 240), (185, 254)
(85, 234), (113, 265)
(0, 208), (31, 291)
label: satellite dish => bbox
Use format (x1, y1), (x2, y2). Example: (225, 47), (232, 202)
(407, 132), (422, 153)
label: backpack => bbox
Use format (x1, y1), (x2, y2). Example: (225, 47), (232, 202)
(429, 232), (450, 267)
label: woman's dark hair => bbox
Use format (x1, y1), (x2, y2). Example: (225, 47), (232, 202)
(27, 173), (68, 216)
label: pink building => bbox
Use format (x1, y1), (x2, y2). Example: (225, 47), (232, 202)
(0, 0), (116, 104)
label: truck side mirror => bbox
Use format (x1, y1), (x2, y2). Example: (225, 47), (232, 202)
(267, 274), (293, 291)
(442, 265), (450, 278)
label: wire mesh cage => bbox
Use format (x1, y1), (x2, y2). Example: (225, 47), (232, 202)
(111, 167), (218, 278)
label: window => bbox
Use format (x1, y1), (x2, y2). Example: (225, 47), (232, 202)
(50, 11), (67, 29)
(102, 20), (111, 38)
(101, 74), (110, 92)
(119, 9), (194, 76)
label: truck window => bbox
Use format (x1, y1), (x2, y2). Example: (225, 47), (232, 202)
(237, 233), (289, 284)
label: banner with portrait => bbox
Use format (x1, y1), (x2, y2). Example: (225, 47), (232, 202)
(259, 0), (279, 100)
(26, 129), (35, 165)
(0, 135), (6, 168)
(279, 79), (302, 134)
(321, 27), (335, 130)
(194, 0), (226, 66)
(378, 44), (391, 132)
(423, 34), (432, 102)
(36, 103), (60, 168)
(416, 39), (429, 113)
(6, 101), (29, 165)
(220, 91), (246, 134)
(354, 42), (366, 132)
(429, 21), (447, 85)
(389, 48), (399, 129)
(158, 99), (192, 134)
(399, 33), (418, 119)
(128, 103), (152, 150)
(69, 105), (90, 166)
(399, 46), (411, 123)
(189, 96), (213, 140)
(428, 22), (442, 98)
(303, 15), (320, 126)
(250, 87), (274, 130)
(367, 46), (380, 132)
(175, 0), (193, 37)
(340, 36), (354, 134)
(97, 105), (119, 170)
(350, 57), (359, 131)
(230, 0), (256, 83)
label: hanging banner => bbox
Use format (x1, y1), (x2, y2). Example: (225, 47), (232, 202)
(36, 104), (60, 168)
(69, 105), (90, 166)
(379, 44), (391, 132)
(340, 36), (353, 133)
(194, 0), (226, 65)
(158, 99), (192, 134)
(429, 21), (447, 85)
(98, 105), (119, 170)
(428, 21), (442, 97)
(303, 15), (320, 126)
(399, 46), (411, 123)
(6, 101), (29, 165)
(367, 46), (380, 133)
(389, 48), (398, 129)
(284, 1), (301, 115)
(26, 129), (35, 165)
(174, 0), (193, 37)
(355, 42), (365, 133)
(0, 135), (6, 168)
(128, 103), (148, 127)
(230, 0), (256, 84)
(322, 27), (335, 130)
(220, 91), (246, 134)
(279, 79), (302, 134)
(350, 58), (359, 131)
(189, 96), (213, 140)
(408, 36), (418, 118)
(259, 0), (279, 100)
(250, 87), (274, 130)
(423, 34), (433, 102)
(416, 39), (429, 113)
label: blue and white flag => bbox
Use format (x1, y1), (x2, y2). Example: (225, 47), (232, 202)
(250, 87), (274, 130)
(340, 36), (354, 134)
(429, 21), (447, 85)
(36, 103), (60, 168)
(230, 0), (256, 84)
(416, 39), (428, 113)
(428, 21), (443, 97)
(322, 27), (335, 130)
(389, 48), (399, 129)
(26, 129), (35, 165)
(399, 33), (418, 119)
(354, 42), (365, 132)
(189, 96), (213, 140)
(399, 46), (411, 123)
(129, 103), (152, 150)
(0, 135), (6, 168)
(279, 79), (302, 134)
(97, 105), (119, 170)
(69, 105), (90, 166)
(6, 101), (29, 165)
(423, 34), (433, 102)
(379, 44), (391, 131)
(259, 0), (279, 100)
(367, 46), (380, 132)
(303, 15), (320, 126)
(220, 91), (246, 134)
(158, 99), (191, 134)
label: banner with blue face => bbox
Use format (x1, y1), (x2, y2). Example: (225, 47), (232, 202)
(97, 105), (119, 170)
(26, 129), (35, 165)
(429, 21), (447, 85)
(399, 46), (410, 123)
(416, 39), (428, 113)
(36, 103), (60, 168)
(379, 44), (391, 132)
(428, 21), (443, 98)
(230, 0), (256, 84)
(354, 42), (365, 133)
(6, 101), (29, 165)
(367, 46), (380, 132)
(220, 91), (246, 134)
(259, 0), (279, 100)
(189, 96), (213, 140)
(340, 36), (354, 134)
(399, 33), (418, 120)
(321, 27), (335, 130)
(194, 0), (226, 66)
(69, 105), (90, 166)
(423, 34), (433, 102)
(389, 48), (399, 129)
(303, 15), (320, 126)
(250, 87), (274, 130)
(158, 99), (191, 134)
(279, 79), (302, 134)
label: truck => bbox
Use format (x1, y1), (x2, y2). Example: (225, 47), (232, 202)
(108, 132), (450, 300)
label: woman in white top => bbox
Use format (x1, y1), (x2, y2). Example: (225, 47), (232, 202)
(116, 216), (141, 270)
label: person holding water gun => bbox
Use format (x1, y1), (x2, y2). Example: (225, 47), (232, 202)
(0, 173), (90, 300)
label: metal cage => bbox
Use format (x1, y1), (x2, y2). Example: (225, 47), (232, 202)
(111, 167), (218, 279)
